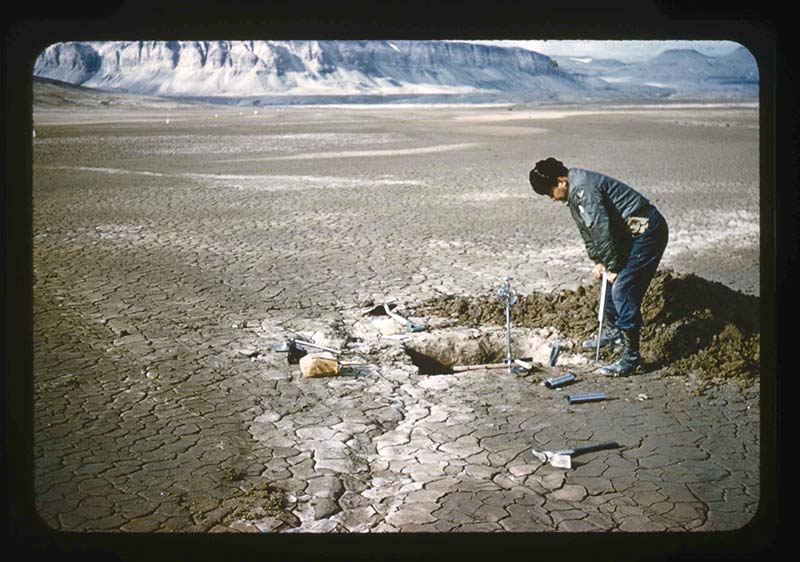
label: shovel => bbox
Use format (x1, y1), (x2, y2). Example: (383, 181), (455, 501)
(531, 441), (619, 469)
(595, 271), (608, 362)
(383, 304), (426, 333)
(271, 338), (343, 364)
(271, 337), (342, 355)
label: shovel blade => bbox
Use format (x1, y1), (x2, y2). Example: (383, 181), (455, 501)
(550, 453), (572, 469)
(532, 448), (572, 469)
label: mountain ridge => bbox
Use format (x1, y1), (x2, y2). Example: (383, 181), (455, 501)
(33, 41), (758, 104)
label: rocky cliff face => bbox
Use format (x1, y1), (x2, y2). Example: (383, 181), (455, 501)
(35, 41), (103, 85)
(33, 40), (758, 102)
(34, 40), (581, 98)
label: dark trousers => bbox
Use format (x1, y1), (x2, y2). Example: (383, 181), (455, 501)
(604, 206), (668, 331)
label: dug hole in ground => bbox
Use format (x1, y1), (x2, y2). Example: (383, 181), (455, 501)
(398, 269), (759, 391)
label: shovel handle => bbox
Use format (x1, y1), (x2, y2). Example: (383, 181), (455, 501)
(596, 272), (608, 362)
(383, 304), (426, 332)
(568, 441), (619, 457)
(292, 339), (342, 355)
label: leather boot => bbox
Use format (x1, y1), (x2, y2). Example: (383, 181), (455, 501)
(582, 325), (623, 349)
(599, 328), (641, 376)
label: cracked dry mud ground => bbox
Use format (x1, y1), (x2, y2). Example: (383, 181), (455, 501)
(31, 96), (761, 535)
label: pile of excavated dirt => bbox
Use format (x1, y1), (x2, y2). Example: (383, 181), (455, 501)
(411, 270), (759, 387)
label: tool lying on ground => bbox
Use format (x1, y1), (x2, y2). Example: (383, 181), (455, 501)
(532, 441), (620, 469)
(271, 338), (342, 354)
(497, 276), (518, 373)
(512, 358), (533, 372)
(595, 270), (608, 362)
(452, 357), (534, 373)
(271, 334), (370, 372)
(565, 392), (608, 404)
(383, 304), (426, 333)
(544, 372), (576, 388)
(271, 337), (343, 364)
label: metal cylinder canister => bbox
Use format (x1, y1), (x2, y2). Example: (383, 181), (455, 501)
(544, 373), (576, 388)
(565, 392), (607, 404)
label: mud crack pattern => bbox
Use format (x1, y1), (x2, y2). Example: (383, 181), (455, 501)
(31, 99), (761, 534)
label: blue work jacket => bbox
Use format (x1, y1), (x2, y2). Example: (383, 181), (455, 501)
(566, 168), (652, 273)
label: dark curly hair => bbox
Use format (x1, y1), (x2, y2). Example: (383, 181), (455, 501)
(529, 157), (568, 195)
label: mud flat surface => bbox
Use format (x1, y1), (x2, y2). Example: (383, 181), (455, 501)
(31, 92), (764, 545)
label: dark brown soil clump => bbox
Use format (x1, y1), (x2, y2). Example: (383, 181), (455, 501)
(412, 270), (759, 386)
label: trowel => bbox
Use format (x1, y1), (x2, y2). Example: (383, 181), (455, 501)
(531, 441), (619, 469)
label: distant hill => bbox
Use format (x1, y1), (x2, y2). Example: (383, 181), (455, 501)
(565, 47), (758, 99)
(33, 75), (203, 110)
(550, 55), (629, 78)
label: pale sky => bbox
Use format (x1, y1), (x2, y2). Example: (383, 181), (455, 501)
(458, 40), (744, 62)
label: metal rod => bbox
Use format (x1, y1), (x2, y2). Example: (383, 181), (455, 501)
(497, 276), (517, 374)
(595, 271), (608, 362)
(505, 299), (511, 372)
(565, 392), (608, 404)
(292, 339), (342, 355)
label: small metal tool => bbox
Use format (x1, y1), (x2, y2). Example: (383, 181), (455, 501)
(514, 358), (533, 371)
(271, 337), (343, 364)
(544, 372), (576, 389)
(549, 344), (560, 367)
(565, 392), (608, 405)
(497, 276), (518, 373)
(271, 338), (342, 355)
(532, 441), (619, 469)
